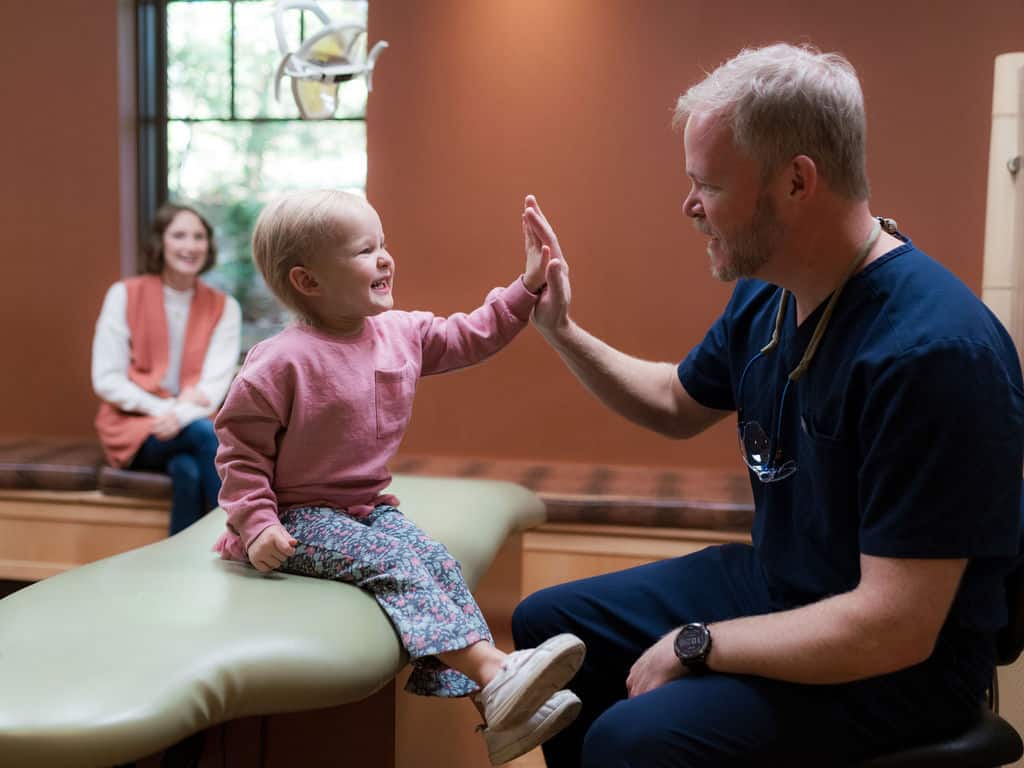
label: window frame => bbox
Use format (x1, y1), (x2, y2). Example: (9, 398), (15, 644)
(135, 0), (368, 254)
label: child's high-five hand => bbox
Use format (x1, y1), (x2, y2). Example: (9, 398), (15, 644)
(523, 195), (572, 339)
(522, 194), (552, 293)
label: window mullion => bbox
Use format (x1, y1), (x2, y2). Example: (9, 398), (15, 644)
(229, 0), (236, 121)
(137, 0), (169, 247)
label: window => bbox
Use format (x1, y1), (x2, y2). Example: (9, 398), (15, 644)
(139, 0), (371, 348)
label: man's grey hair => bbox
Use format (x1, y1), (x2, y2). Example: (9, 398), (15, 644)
(674, 43), (869, 200)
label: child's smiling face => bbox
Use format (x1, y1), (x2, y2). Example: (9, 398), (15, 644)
(297, 197), (395, 334)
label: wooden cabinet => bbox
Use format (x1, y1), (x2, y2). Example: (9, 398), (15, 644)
(521, 522), (749, 598)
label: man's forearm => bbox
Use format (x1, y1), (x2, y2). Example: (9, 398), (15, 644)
(707, 590), (935, 684)
(542, 320), (699, 438)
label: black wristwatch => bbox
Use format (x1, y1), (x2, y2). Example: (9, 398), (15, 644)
(673, 622), (713, 673)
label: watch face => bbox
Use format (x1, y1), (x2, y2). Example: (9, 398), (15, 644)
(676, 624), (708, 659)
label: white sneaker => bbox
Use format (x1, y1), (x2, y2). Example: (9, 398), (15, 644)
(481, 689), (582, 766)
(474, 633), (586, 731)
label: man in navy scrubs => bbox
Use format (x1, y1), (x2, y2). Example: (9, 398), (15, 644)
(515, 42), (1024, 766)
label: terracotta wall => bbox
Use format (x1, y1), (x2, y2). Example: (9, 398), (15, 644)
(0, 1), (128, 439)
(2, 1), (1022, 470)
(368, 0), (1024, 467)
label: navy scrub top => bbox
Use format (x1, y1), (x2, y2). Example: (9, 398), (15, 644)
(679, 236), (1024, 636)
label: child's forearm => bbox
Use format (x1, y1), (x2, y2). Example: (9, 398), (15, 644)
(419, 277), (540, 374)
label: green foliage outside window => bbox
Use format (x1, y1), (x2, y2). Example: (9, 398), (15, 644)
(166, 0), (370, 349)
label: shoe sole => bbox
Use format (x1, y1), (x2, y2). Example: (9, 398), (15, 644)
(488, 695), (583, 765)
(486, 634), (586, 731)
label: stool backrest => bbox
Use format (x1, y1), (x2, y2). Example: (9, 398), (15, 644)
(997, 560), (1024, 665)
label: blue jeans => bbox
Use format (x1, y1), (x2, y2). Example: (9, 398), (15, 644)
(512, 543), (990, 767)
(130, 419), (221, 535)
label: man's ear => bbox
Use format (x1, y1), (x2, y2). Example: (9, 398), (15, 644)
(289, 265), (321, 297)
(787, 155), (818, 200)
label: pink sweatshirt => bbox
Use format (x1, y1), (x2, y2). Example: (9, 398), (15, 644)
(213, 277), (539, 561)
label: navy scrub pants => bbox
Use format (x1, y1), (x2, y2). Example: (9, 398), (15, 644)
(512, 543), (988, 768)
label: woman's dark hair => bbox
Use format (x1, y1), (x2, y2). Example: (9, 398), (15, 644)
(140, 203), (218, 275)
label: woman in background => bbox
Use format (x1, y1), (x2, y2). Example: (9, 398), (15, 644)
(92, 203), (241, 534)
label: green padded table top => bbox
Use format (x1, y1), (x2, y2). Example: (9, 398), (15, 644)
(0, 475), (544, 767)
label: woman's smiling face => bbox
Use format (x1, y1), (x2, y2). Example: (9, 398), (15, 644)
(161, 210), (211, 285)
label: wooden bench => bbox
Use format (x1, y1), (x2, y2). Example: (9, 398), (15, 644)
(0, 437), (756, 588)
(0, 437), (172, 581)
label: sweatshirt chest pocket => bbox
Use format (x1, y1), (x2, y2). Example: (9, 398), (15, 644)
(374, 364), (416, 439)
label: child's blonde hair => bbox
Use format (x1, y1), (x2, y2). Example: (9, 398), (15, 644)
(251, 189), (366, 324)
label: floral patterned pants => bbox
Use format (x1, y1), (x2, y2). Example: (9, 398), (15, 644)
(278, 504), (493, 697)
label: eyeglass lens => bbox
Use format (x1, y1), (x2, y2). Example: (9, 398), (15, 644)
(738, 420), (797, 482)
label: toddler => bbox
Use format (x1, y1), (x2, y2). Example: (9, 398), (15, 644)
(213, 190), (583, 765)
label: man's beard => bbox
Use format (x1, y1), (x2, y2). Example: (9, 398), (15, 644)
(709, 192), (784, 282)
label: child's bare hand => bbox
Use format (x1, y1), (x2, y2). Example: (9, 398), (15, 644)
(523, 195), (572, 337)
(247, 523), (298, 572)
(522, 195), (552, 293)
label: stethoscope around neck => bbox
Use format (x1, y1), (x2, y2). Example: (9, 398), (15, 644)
(735, 216), (894, 482)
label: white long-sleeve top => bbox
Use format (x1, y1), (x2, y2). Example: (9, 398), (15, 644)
(91, 281), (242, 427)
